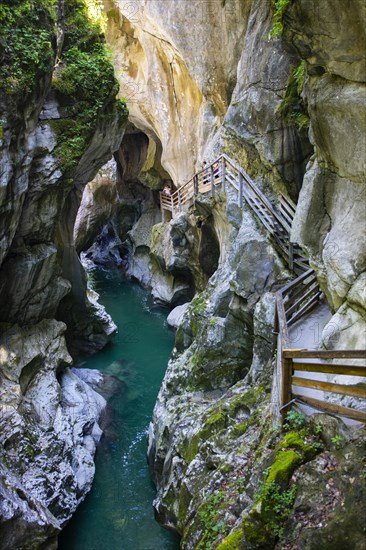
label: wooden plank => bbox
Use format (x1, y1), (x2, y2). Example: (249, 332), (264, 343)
(286, 291), (322, 326)
(285, 282), (320, 317)
(292, 376), (366, 398)
(225, 170), (238, 186)
(284, 349), (366, 359)
(292, 393), (366, 423)
(288, 243), (294, 272)
(293, 363), (366, 377)
(280, 193), (297, 212)
(277, 269), (315, 297)
(281, 355), (293, 424)
(279, 197), (296, 218)
(293, 258), (310, 272)
(221, 156), (226, 191)
(279, 204), (294, 227)
(277, 296), (290, 348)
(286, 276), (318, 306)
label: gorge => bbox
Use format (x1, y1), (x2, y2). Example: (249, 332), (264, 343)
(0, 1), (365, 549)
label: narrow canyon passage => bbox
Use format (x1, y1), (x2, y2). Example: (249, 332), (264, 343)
(58, 266), (180, 550)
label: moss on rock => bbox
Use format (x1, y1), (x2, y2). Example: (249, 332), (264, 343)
(50, 0), (128, 174)
(216, 528), (244, 550)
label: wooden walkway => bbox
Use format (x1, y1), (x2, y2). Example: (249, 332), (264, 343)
(160, 154), (366, 427)
(160, 154), (307, 273)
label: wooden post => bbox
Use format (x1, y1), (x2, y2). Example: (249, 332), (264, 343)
(211, 165), (215, 198)
(160, 193), (165, 222)
(178, 192), (182, 211)
(281, 353), (293, 427)
(221, 156), (226, 192)
(273, 303), (279, 354)
(238, 172), (243, 207)
(288, 243), (294, 272)
(194, 174), (198, 195)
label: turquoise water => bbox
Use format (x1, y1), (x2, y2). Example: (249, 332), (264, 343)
(58, 268), (180, 550)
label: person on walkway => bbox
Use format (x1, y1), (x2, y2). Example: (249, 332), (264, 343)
(163, 185), (171, 196)
(202, 161), (209, 185)
(213, 160), (221, 179)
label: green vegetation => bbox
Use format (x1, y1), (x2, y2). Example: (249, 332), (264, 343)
(51, 0), (127, 173)
(240, 424), (323, 546)
(0, 0), (127, 173)
(258, 480), (297, 538)
(0, 0), (55, 96)
(283, 409), (306, 431)
(277, 60), (310, 130)
(331, 435), (344, 450)
(216, 529), (244, 550)
(188, 295), (207, 317)
(269, 0), (291, 39)
(197, 491), (230, 550)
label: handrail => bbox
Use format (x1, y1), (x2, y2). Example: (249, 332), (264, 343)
(160, 153), (298, 272)
(221, 153), (288, 233)
(274, 269), (366, 426)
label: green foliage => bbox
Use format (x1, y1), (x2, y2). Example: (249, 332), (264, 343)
(216, 528), (244, 550)
(283, 410), (306, 431)
(188, 295), (207, 317)
(197, 491), (229, 549)
(293, 60), (306, 95)
(63, 0), (104, 51)
(315, 423), (323, 435)
(260, 481), (297, 538)
(53, 45), (118, 110)
(269, 0), (291, 39)
(0, 0), (55, 95)
(277, 60), (310, 130)
(331, 435), (344, 450)
(50, 0), (128, 173)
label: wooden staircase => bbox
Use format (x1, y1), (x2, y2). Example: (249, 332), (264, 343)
(160, 153), (366, 426)
(160, 153), (308, 274)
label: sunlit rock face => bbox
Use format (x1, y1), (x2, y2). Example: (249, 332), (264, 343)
(221, 0), (313, 200)
(102, 0), (251, 185)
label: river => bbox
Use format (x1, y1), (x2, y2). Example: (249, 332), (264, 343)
(58, 267), (180, 550)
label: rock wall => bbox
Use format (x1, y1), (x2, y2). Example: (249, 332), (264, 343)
(102, 0), (251, 185)
(0, 1), (127, 545)
(101, 0), (365, 350)
(0, 321), (106, 549)
(286, 0), (366, 348)
(0, 0), (365, 546)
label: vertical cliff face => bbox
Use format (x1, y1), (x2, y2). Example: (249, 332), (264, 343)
(0, 0), (127, 347)
(0, 0), (365, 546)
(102, 0), (251, 185)
(98, 0), (365, 347)
(0, 1), (127, 545)
(286, 0), (366, 348)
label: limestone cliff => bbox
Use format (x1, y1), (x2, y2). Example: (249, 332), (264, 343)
(0, 0), (127, 546)
(99, 0), (365, 353)
(286, 0), (366, 349)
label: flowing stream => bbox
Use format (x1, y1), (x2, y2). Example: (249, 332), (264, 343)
(58, 267), (180, 550)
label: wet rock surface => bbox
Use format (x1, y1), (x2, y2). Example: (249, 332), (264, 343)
(0, 321), (106, 549)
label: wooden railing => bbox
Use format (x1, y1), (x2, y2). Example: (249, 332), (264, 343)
(159, 153), (366, 426)
(281, 349), (366, 424)
(273, 270), (366, 426)
(160, 154), (308, 274)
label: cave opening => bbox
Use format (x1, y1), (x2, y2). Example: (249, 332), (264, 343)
(199, 220), (220, 278)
